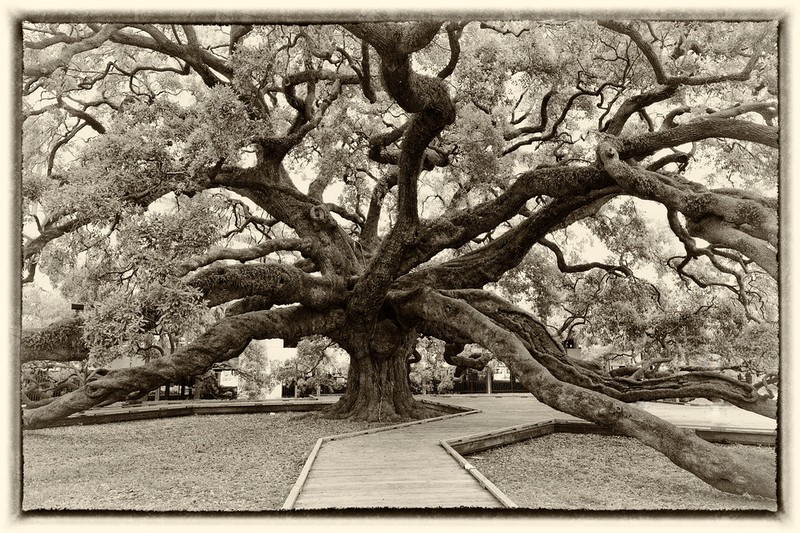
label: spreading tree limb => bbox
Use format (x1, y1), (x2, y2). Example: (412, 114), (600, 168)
(23, 306), (346, 429)
(392, 288), (775, 499)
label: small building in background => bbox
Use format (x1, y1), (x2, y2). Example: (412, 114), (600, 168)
(492, 362), (510, 381)
(260, 338), (295, 399)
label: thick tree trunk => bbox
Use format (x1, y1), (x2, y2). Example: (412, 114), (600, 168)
(325, 353), (419, 422)
(326, 321), (437, 422)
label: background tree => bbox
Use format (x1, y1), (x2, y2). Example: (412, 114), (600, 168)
(408, 337), (455, 394)
(20, 19), (779, 499)
(236, 341), (273, 400)
(270, 335), (347, 397)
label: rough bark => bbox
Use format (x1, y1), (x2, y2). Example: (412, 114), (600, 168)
(686, 216), (778, 279)
(22, 306), (346, 429)
(188, 263), (348, 309)
(392, 288), (775, 500)
(598, 142), (777, 247)
(326, 320), (437, 422)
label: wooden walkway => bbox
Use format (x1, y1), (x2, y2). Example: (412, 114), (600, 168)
(286, 395), (777, 510)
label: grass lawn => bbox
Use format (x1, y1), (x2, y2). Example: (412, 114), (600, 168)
(468, 433), (777, 511)
(22, 412), (387, 511)
(23, 410), (777, 512)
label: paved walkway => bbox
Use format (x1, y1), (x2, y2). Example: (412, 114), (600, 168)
(289, 394), (777, 509)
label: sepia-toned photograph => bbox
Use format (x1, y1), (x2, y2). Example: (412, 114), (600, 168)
(15, 7), (785, 518)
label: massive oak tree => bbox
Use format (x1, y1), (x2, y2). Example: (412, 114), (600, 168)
(21, 18), (779, 500)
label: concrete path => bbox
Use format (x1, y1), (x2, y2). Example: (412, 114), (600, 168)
(288, 394), (776, 509)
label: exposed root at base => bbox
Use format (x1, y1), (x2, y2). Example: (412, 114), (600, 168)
(320, 399), (443, 423)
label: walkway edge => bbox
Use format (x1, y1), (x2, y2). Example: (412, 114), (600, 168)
(446, 418), (776, 456)
(439, 440), (518, 508)
(282, 438), (324, 510)
(438, 417), (777, 509)
(281, 401), (482, 510)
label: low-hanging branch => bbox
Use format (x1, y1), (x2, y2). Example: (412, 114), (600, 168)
(390, 287), (775, 499)
(418, 289), (776, 419)
(22, 306), (347, 430)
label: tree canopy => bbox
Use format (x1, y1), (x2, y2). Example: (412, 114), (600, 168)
(20, 18), (779, 499)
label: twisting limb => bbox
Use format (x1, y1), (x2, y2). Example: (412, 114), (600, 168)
(187, 262), (348, 310)
(397, 192), (617, 290)
(391, 288), (775, 499)
(175, 239), (314, 277)
(503, 81), (624, 155)
(685, 216), (777, 280)
(538, 237), (633, 277)
(615, 117), (778, 157)
(23, 306), (347, 429)
(696, 101), (778, 124)
(55, 95), (106, 134)
(344, 22), (456, 347)
(503, 90), (555, 140)
(604, 85), (678, 136)
(102, 24), (232, 87)
(47, 121), (89, 176)
(448, 289), (775, 418)
(666, 209), (768, 319)
(359, 41), (377, 103)
(599, 20), (770, 87)
(597, 142), (777, 248)
(478, 22), (530, 38)
(437, 22), (466, 80)
(210, 164), (360, 278)
(647, 147), (694, 172)
(360, 172), (398, 250)
(23, 24), (124, 80)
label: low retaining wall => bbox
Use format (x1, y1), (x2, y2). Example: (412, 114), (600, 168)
(24, 399), (334, 428)
(24, 396), (474, 429)
(439, 417), (776, 508)
(445, 418), (776, 456)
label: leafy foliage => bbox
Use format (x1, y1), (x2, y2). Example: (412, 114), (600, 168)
(236, 342), (274, 400)
(270, 336), (347, 394)
(409, 337), (455, 394)
(20, 20), (779, 436)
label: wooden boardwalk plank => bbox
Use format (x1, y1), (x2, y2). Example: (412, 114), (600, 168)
(288, 394), (776, 510)
(291, 395), (562, 509)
